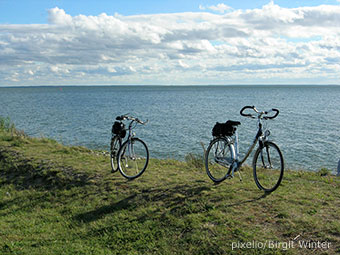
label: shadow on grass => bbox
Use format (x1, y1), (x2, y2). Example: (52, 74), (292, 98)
(225, 192), (270, 207)
(73, 184), (273, 249)
(0, 149), (95, 191)
(74, 194), (138, 223)
(73, 182), (270, 225)
(74, 184), (212, 223)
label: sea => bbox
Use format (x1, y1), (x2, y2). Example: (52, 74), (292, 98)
(0, 85), (339, 173)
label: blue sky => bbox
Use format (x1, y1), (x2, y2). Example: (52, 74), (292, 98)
(1, 1), (340, 85)
(1, 0), (339, 23)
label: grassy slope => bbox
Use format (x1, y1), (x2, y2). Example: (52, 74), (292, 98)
(0, 127), (340, 254)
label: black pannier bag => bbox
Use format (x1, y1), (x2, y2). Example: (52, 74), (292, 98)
(112, 121), (126, 138)
(212, 120), (235, 137)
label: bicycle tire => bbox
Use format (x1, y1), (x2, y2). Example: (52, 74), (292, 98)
(110, 136), (122, 173)
(117, 138), (149, 180)
(253, 141), (284, 192)
(205, 137), (233, 183)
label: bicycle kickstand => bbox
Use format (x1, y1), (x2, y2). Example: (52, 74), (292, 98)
(232, 162), (242, 182)
(237, 170), (243, 182)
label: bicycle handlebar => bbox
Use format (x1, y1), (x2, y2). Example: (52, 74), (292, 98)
(264, 108), (279, 120)
(240, 106), (256, 118)
(116, 115), (148, 125)
(240, 106), (279, 120)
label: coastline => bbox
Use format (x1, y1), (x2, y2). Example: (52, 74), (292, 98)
(1, 121), (340, 254)
(1, 86), (339, 172)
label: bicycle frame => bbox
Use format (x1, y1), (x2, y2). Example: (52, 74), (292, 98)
(229, 119), (264, 176)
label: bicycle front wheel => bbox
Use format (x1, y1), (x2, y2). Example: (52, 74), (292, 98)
(117, 138), (149, 180)
(253, 141), (284, 192)
(205, 137), (234, 183)
(110, 136), (121, 173)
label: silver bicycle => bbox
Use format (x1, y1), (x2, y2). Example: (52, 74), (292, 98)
(205, 106), (284, 192)
(110, 115), (149, 180)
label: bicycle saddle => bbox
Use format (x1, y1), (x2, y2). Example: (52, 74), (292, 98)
(227, 120), (241, 126)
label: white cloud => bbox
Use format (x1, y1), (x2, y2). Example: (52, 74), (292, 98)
(199, 3), (232, 13)
(48, 7), (73, 25)
(178, 60), (190, 68)
(1, 4), (340, 85)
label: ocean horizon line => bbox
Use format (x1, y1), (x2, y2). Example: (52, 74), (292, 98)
(1, 84), (340, 88)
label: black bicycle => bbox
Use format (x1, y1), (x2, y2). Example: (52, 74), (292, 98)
(110, 115), (149, 180)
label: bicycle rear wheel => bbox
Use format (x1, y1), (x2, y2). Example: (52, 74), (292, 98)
(253, 141), (284, 192)
(205, 137), (233, 183)
(117, 138), (149, 180)
(110, 136), (121, 173)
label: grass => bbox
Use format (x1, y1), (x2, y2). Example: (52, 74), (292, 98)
(1, 116), (340, 254)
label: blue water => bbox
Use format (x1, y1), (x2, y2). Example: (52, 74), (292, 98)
(0, 85), (339, 172)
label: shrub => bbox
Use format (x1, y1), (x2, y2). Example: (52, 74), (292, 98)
(0, 116), (15, 132)
(185, 153), (204, 169)
(0, 116), (27, 139)
(318, 168), (331, 176)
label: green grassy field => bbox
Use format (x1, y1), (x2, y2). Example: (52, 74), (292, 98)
(1, 117), (340, 254)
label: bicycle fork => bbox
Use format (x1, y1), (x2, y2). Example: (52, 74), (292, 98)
(126, 140), (141, 174)
(121, 139), (134, 168)
(260, 144), (272, 169)
(258, 129), (274, 169)
(128, 139), (135, 159)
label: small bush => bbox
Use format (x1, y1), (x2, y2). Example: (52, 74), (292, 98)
(318, 168), (331, 176)
(0, 116), (28, 140)
(0, 116), (15, 132)
(185, 153), (204, 169)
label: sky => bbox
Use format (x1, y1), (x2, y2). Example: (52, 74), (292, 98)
(1, 0), (340, 86)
